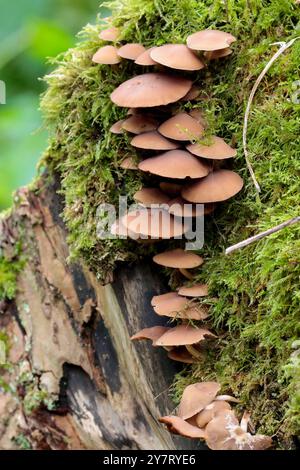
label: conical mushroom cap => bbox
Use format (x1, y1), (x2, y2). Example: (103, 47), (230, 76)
(195, 400), (231, 428)
(178, 283), (208, 297)
(155, 325), (216, 347)
(167, 347), (197, 363)
(150, 44), (205, 71)
(187, 29), (236, 51)
(121, 208), (188, 239)
(138, 150), (210, 179)
(131, 131), (179, 150)
(118, 43), (146, 60)
(186, 136), (237, 160)
(120, 157), (139, 169)
(204, 48), (232, 60)
(168, 197), (215, 218)
(153, 248), (203, 269)
(130, 326), (170, 345)
(122, 115), (158, 134)
(92, 45), (121, 64)
(99, 27), (120, 42)
(151, 292), (208, 320)
(110, 73), (192, 108)
(133, 188), (170, 206)
(178, 382), (221, 420)
(135, 47), (157, 65)
(110, 119), (125, 134)
(158, 112), (204, 141)
(182, 170), (244, 203)
(159, 416), (206, 439)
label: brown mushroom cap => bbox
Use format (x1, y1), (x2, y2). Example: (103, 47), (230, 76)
(92, 46), (121, 64)
(151, 292), (208, 320)
(187, 30), (236, 52)
(159, 416), (206, 439)
(150, 44), (205, 71)
(153, 248), (203, 269)
(135, 47), (157, 65)
(130, 326), (170, 344)
(158, 112), (205, 141)
(121, 208), (188, 239)
(133, 188), (170, 206)
(195, 400), (231, 428)
(204, 47), (232, 60)
(117, 43), (146, 60)
(186, 136), (237, 160)
(99, 27), (120, 42)
(120, 156), (139, 170)
(110, 119), (125, 134)
(159, 182), (183, 197)
(168, 197), (215, 218)
(182, 170), (244, 203)
(178, 382), (221, 420)
(167, 347), (197, 363)
(181, 86), (201, 102)
(178, 283), (208, 297)
(110, 73), (192, 108)
(122, 115), (158, 134)
(131, 131), (179, 150)
(138, 150), (210, 179)
(155, 325), (216, 347)
(188, 109), (208, 128)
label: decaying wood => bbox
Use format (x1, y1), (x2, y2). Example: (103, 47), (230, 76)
(0, 177), (200, 450)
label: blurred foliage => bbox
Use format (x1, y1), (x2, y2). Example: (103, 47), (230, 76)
(0, 0), (109, 210)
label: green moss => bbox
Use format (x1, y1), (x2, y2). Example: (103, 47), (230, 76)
(0, 241), (24, 301)
(40, 0), (300, 447)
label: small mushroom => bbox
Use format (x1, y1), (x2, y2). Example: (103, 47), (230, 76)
(110, 119), (125, 134)
(130, 326), (170, 345)
(135, 47), (157, 66)
(158, 112), (204, 141)
(187, 30), (236, 52)
(186, 136), (237, 160)
(131, 131), (179, 150)
(151, 292), (208, 320)
(204, 48), (232, 60)
(178, 283), (208, 297)
(153, 248), (203, 269)
(110, 73), (192, 108)
(181, 86), (201, 102)
(138, 150), (210, 179)
(168, 197), (215, 218)
(120, 157), (139, 170)
(118, 43), (146, 60)
(182, 170), (244, 203)
(133, 188), (170, 206)
(159, 416), (206, 439)
(195, 400), (232, 428)
(122, 115), (158, 134)
(92, 45), (121, 64)
(99, 27), (120, 42)
(155, 325), (216, 348)
(150, 44), (205, 71)
(177, 382), (221, 420)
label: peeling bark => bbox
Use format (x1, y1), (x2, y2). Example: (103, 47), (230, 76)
(0, 177), (200, 450)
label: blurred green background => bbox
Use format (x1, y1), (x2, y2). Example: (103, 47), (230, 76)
(0, 0), (108, 210)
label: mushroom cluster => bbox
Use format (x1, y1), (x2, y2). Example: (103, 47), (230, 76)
(159, 381), (272, 450)
(92, 24), (267, 449)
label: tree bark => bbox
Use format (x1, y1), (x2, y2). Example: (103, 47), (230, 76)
(0, 176), (200, 450)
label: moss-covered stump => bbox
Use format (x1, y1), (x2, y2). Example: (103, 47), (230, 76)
(0, 0), (300, 450)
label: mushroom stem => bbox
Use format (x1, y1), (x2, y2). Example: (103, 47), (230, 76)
(179, 268), (194, 280)
(240, 411), (251, 432)
(185, 345), (204, 360)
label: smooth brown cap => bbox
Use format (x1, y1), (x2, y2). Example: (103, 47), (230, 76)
(178, 283), (208, 297)
(153, 248), (203, 269)
(110, 119), (125, 134)
(110, 73), (192, 108)
(99, 27), (120, 42)
(167, 347), (197, 364)
(182, 170), (244, 203)
(121, 208), (188, 239)
(168, 197), (215, 218)
(92, 46), (121, 64)
(131, 131), (179, 150)
(135, 47), (157, 65)
(151, 292), (208, 320)
(130, 326), (170, 344)
(150, 44), (205, 71)
(159, 182), (183, 197)
(204, 47), (232, 60)
(120, 156), (139, 170)
(195, 400), (231, 428)
(122, 115), (158, 134)
(158, 112), (205, 141)
(181, 86), (201, 102)
(155, 325), (216, 347)
(187, 30), (236, 51)
(178, 382), (221, 420)
(186, 136), (237, 160)
(133, 188), (170, 206)
(159, 416), (206, 439)
(118, 43), (146, 60)
(138, 150), (210, 179)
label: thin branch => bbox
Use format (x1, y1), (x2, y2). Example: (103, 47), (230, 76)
(243, 37), (300, 194)
(225, 216), (300, 255)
